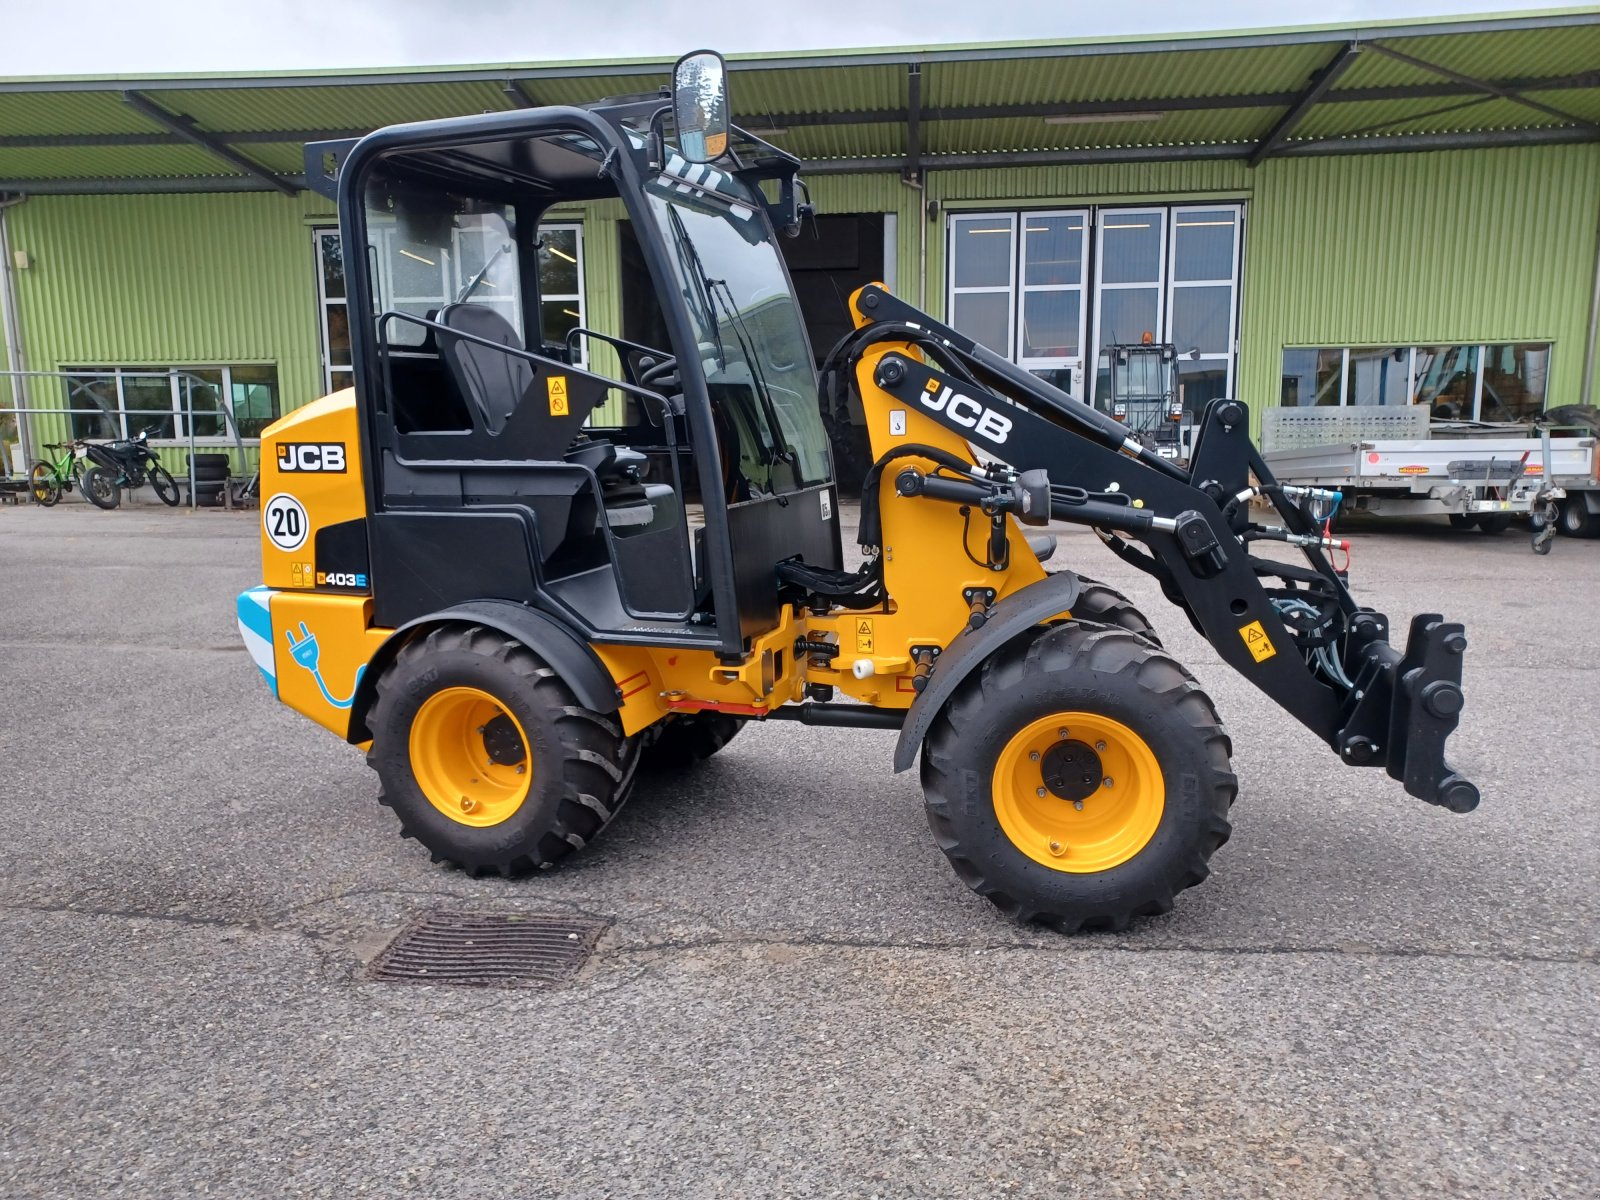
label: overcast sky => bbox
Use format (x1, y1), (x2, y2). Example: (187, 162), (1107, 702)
(0, 0), (1572, 75)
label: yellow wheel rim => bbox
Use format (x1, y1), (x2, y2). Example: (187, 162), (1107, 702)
(408, 687), (533, 828)
(991, 712), (1164, 874)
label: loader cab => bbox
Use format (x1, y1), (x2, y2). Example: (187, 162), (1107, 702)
(317, 59), (841, 656)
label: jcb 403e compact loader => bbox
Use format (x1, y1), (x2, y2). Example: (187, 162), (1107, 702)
(239, 53), (1478, 931)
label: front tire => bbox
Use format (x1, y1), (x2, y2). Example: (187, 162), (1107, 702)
(1071, 575), (1161, 647)
(148, 463), (181, 506)
(28, 462), (60, 507)
(922, 621), (1236, 932)
(366, 624), (638, 876)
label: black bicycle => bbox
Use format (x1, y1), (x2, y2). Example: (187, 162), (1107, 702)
(80, 429), (181, 507)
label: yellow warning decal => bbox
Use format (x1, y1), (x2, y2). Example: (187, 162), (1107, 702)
(547, 375), (570, 416)
(924, 378), (940, 393)
(855, 617), (874, 653)
(1238, 619), (1276, 663)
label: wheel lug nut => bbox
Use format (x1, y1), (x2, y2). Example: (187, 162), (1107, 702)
(1049, 841), (1066, 856)
(459, 796), (476, 812)
(516, 765), (526, 774)
(1102, 776), (1114, 789)
(1073, 800), (1084, 811)
(1058, 728), (1069, 738)
(1095, 740), (1107, 752)
(1029, 751), (1040, 761)
(1036, 786), (1047, 797)
(477, 725), (486, 734)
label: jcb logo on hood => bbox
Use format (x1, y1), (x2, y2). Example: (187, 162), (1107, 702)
(276, 442), (347, 473)
(919, 381), (1013, 444)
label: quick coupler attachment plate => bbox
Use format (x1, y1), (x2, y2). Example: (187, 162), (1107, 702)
(1338, 613), (1479, 813)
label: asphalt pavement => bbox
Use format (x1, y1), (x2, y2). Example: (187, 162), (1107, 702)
(0, 501), (1595, 1198)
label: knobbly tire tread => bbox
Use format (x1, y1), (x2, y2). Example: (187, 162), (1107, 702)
(921, 619), (1236, 933)
(639, 711), (745, 770)
(365, 623), (638, 876)
(1070, 574), (1162, 647)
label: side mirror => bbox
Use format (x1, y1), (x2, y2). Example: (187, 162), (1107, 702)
(673, 50), (730, 163)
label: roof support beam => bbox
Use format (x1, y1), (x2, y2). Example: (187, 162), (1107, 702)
(1365, 41), (1600, 132)
(1249, 41), (1361, 166)
(120, 90), (297, 196)
(799, 123), (1598, 174)
(904, 63), (923, 184)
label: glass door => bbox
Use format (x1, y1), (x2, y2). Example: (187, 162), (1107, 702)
(1092, 208), (1166, 406)
(947, 212), (1017, 357)
(1018, 210), (1088, 398)
(1166, 205), (1242, 416)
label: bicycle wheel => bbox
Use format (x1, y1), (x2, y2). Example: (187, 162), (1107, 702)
(148, 463), (181, 506)
(81, 466), (121, 510)
(28, 461), (61, 506)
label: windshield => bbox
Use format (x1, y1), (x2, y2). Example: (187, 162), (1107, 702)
(644, 173), (831, 496)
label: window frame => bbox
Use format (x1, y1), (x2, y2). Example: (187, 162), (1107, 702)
(536, 221), (587, 367)
(314, 227), (354, 396)
(1166, 203), (1243, 400)
(946, 211), (1019, 360)
(1278, 343), (1551, 420)
(61, 363), (278, 444)
(1017, 208), (1089, 384)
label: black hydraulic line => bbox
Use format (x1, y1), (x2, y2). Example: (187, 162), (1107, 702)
(763, 703), (905, 730)
(858, 442), (977, 548)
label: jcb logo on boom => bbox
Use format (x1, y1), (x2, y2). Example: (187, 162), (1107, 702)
(919, 381), (1013, 445)
(276, 442), (347, 473)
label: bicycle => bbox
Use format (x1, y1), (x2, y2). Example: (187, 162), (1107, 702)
(27, 441), (117, 508)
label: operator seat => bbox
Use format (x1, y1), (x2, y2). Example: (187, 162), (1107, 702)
(436, 303), (530, 434)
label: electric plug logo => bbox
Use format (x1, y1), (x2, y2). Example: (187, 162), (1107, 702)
(284, 621), (365, 710)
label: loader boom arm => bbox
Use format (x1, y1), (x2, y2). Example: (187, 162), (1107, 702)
(836, 285), (1478, 813)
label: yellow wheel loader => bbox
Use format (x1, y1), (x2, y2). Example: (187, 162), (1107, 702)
(238, 52), (1478, 931)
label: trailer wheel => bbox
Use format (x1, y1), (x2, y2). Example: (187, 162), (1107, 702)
(1447, 513), (1478, 530)
(640, 711), (745, 770)
(1557, 497), (1596, 538)
(366, 624), (639, 876)
(1477, 513), (1513, 534)
(922, 620), (1236, 932)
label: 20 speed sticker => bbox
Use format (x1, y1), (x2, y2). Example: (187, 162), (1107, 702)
(263, 493), (310, 552)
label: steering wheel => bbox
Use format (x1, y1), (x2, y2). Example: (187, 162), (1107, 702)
(638, 356), (679, 390)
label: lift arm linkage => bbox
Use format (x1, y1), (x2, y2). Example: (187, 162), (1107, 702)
(842, 285), (1478, 812)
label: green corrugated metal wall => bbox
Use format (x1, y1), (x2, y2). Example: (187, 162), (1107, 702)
(5, 144), (1598, 466)
(1237, 145), (1600, 411)
(7, 191), (319, 472)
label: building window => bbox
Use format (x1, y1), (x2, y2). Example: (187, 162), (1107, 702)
(948, 203), (1241, 408)
(63, 365), (279, 441)
(1278, 343), (1549, 421)
(315, 220), (586, 394)
(537, 224), (585, 352)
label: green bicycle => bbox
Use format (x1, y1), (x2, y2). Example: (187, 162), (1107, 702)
(29, 441), (118, 509)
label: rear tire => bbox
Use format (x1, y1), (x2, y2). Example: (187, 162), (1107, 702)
(640, 711), (745, 770)
(1477, 513), (1513, 534)
(366, 624), (639, 876)
(148, 463), (181, 506)
(1557, 497), (1596, 538)
(1447, 513), (1478, 530)
(922, 620), (1236, 932)
(80, 466), (120, 510)
(28, 462), (60, 507)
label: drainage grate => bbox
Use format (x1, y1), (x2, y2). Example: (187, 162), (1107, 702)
(367, 911), (609, 988)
